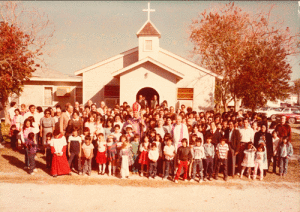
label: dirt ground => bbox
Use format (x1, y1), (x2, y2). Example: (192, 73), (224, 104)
(1, 182), (299, 212)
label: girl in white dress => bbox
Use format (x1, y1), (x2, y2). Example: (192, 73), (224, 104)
(253, 144), (265, 181)
(241, 142), (256, 179)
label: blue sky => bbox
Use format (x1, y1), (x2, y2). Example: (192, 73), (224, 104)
(23, 1), (300, 81)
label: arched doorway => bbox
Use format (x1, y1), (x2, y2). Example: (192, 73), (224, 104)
(136, 87), (159, 108)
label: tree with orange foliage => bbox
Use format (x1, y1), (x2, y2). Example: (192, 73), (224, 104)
(0, 2), (54, 124)
(189, 3), (299, 112)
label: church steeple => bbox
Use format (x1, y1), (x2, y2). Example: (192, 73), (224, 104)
(137, 2), (160, 60)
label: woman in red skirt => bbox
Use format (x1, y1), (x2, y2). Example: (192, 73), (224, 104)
(138, 135), (150, 177)
(95, 133), (107, 175)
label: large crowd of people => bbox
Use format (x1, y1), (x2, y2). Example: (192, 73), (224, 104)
(2, 95), (294, 183)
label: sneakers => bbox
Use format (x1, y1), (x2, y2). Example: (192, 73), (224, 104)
(174, 180), (178, 184)
(79, 172), (83, 175)
(30, 172), (35, 175)
(184, 179), (188, 182)
(24, 166), (29, 170)
(199, 179), (203, 183)
(190, 179), (195, 182)
(33, 168), (38, 173)
(260, 177), (263, 181)
(140, 173), (144, 177)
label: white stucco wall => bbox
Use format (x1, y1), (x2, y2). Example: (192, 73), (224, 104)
(20, 81), (80, 109)
(157, 50), (216, 111)
(120, 62), (177, 107)
(138, 36), (159, 60)
(82, 58), (122, 105)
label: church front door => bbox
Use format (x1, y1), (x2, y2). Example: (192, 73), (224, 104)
(136, 87), (159, 108)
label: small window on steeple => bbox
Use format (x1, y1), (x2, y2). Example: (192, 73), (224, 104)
(145, 40), (152, 51)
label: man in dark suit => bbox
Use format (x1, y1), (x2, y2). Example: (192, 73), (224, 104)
(205, 122), (222, 173)
(224, 120), (241, 178)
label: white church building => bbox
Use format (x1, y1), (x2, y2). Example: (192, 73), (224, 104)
(75, 3), (221, 111)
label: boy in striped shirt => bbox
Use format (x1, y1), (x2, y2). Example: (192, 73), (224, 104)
(215, 138), (229, 181)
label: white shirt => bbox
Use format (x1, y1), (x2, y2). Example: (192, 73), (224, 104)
(164, 145), (175, 160)
(148, 149), (159, 161)
(172, 123), (189, 151)
(239, 127), (254, 143)
(68, 135), (82, 143)
(8, 107), (16, 121)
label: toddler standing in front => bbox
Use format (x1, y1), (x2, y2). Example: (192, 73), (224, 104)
(119, 138), (133, 179)
(96, 133), (107, 175)
(82, 135), (94, 176)
(240, 142), (256, 179)
(253, 144), (265, 181)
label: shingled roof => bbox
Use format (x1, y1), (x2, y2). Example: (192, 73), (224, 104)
(137, 21), (161, 38)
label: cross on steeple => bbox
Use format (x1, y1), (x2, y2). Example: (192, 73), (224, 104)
(143, 2), (155, 21)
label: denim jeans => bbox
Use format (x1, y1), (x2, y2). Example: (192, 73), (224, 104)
(24, 147), (30, 167)
(28, 153), (36, 174)
(279, 157), (289, 175)
(204, 157), (214, 179)
(215, 158), (228, 178)
(83, 158), (92, 175)
(149, 161), (157, 178)
(131, 154), (139, 173)
(46, 148), (52, 169)
(192, 159), (203, 180)
(68, 152), (82, 172)
(164, 160), (174, 178)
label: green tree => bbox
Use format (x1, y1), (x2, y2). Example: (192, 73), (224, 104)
(0, 2), (54, 124)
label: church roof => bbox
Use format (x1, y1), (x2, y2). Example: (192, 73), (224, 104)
(136, 20), (161, 38)
(111, 56), (184, 79)
(31, 68), (82, 82)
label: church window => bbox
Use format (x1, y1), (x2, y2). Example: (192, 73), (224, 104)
(104, 85), (120, 98)
(75, 87), (83, 104)
(177, 88), (194, 100)
(44, 87), (53, 105)
(145, 40), (152, 51)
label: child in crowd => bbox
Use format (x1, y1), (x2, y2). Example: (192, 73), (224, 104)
(203, 136), (214, 181)
(253, 144), (265, 181)
(25, 132), (37, 175)
(154, 134), (163, 176)
(68, 127), (82, 175)
(45, 132), (53, 169)
(174, 138), (192, 184)
(188, 140), (195, 179)
(271, 131), (280, 173)
(277, 136), (293, 177)
(12, 109), (23, 131)
(240, 142), (256, 179)
(96, 133), (107, 175)
(163, 137), (175, 180)
(119, 137), (133, 179)
(81, 127), (90, 141)
(125, 125), (134, 141)
(149, 129), (156, 143)
(148, 143), (159, 179)
(111, 124), (122, 142)
(139, 135), (150, 177)
(9, 124), (19, 150)
(215, 138), (229, 181)
(131, 134), (140, 174)
(106, 135), (117, 176)
(190, 138), (205, 183)
(82, 135), (94, 176)
(258, 135), (269, 176)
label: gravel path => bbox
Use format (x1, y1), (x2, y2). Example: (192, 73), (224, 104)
(0, 183), (299, 212)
